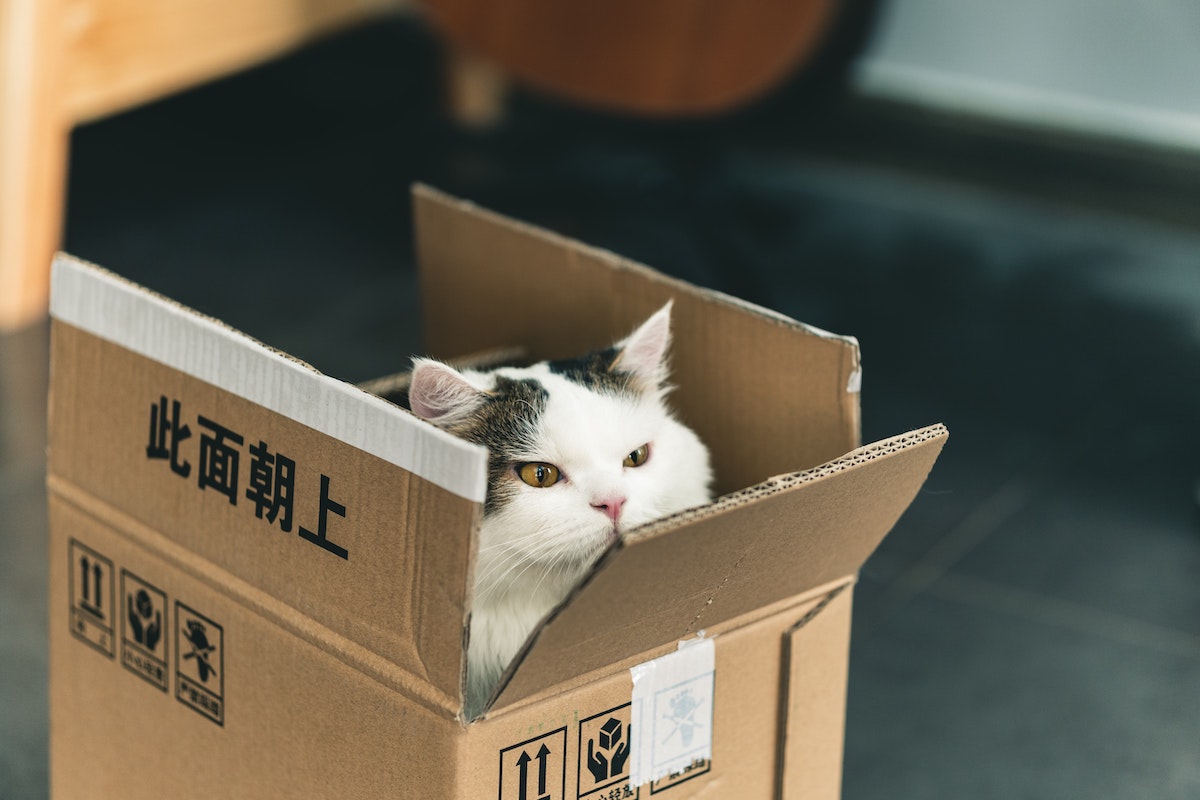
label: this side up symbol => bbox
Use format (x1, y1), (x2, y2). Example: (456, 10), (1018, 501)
(516, 744), (551, 800)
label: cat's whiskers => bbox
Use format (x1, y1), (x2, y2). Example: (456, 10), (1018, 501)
(475, 536), (566, 599)
(477, 522), (601, 601)
(530, 548), (577, 597)
(488, 546), (562, 599)
(477, 526), (562, 552)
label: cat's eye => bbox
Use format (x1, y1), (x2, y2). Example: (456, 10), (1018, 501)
(517, 462), (561, 488)
(624, 444), (650, 468)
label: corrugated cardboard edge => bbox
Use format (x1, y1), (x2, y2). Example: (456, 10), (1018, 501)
(48, 252), (489, 504)
(483, 424), (947, 716)
(412, 183), (863, 487)
(629, 423), (948, 542)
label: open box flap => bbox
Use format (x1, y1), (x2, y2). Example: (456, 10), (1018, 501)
(48, 254), (486, 709)
(490, 424), (947, 711)
(413, 185), (863, 493)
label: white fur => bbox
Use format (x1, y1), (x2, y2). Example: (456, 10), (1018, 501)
(410, 306), (713, 717)
(466, 366), (711, 713)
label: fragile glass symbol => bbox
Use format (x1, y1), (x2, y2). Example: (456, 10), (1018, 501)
(181, 619), (218, 682)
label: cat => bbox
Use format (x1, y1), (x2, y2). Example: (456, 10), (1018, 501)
(407, 302), (713, 717)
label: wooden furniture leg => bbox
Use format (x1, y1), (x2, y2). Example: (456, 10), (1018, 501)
(1, 0), (410, 332)
(445, 47), (509, 128)
(0, 0), (69, 331)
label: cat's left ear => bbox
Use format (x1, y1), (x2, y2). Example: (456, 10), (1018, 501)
(611, 301), (673, 389)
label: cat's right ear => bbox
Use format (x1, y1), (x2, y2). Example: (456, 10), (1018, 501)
(611, 301), (673, 390)
(408, 359), (487, 424)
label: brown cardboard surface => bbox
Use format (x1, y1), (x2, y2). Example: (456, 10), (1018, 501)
(459, 589), (847, 800)
(50, 473), (849, 798)
(778, 587), (854, 800)
(48, 319), (478, 708)
(493, 425), (945, 710)
(48, 186), (946, 798)
(413, 185), (862, 495)
(48, 493), (465, 798)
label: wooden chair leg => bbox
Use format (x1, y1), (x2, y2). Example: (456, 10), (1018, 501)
(444, 47), (509, 128)
(0, 0), (69, 331)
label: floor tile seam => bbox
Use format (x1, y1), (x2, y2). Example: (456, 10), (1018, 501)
(851, 452), (1059, 640)
(929, 569), (1200, 661)
(888, 460), (1050, 602)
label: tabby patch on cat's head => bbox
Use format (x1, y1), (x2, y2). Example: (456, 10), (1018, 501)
(548, 300), (674, 395)
(408, 367), (549, 514)
(408, 302), (706, 530)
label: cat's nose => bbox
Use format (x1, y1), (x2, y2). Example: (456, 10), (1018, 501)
(591, 496), (626, 523)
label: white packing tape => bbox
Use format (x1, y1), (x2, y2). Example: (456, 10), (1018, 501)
(629, 636), (716, 788)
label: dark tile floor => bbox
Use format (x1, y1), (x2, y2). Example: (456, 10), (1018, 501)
(3, 16), (1199, 799)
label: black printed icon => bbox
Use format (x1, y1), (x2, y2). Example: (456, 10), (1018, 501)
(518, 744), (551, 800)
(129, 589), (161, 650)
(182, 619), (218, 682)
(578, 704), (638, 799)
(121, 571), (168, 691)
(68, 539), (114, 658)
(587, 718), (631, 783)
(175, 602), (224, 725)
(499, 728), (566, 800)
(648, 759), (711, 794)
(80, 556), (103, 615)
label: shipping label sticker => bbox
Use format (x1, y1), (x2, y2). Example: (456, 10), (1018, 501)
(120, 571), (168, 692)
(577, 704), (638, 799)
(498, 727), (567, 800)
(68, 539), (115, 659)
(629, 638), (715, 790)
(175, 602), (224, 725)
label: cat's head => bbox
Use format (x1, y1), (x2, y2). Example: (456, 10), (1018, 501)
(408, 302), (712, 575)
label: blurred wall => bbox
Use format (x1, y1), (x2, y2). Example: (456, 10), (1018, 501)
(854, 0), (1200, 151)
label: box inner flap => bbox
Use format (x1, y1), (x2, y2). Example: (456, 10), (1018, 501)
(413, 185), (862, 492)
(47, 255), (485, 707)
(492, 424), (947, 710)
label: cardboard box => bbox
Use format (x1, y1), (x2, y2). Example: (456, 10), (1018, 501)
(47, 185), (946, 798)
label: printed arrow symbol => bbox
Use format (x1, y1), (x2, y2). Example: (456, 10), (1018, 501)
(516, 750), (531, 800)
(536, 743), (551, 796)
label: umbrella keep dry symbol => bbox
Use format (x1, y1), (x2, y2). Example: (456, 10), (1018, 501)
(181, 619), (218, 683)
(175, 602), (224, 725)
